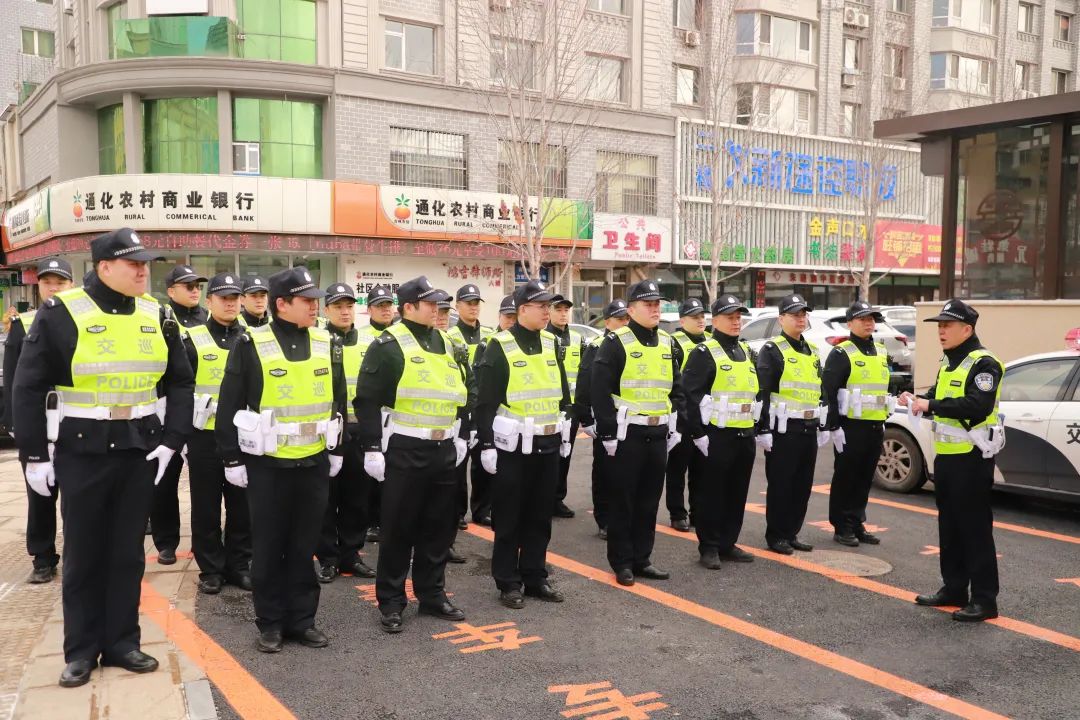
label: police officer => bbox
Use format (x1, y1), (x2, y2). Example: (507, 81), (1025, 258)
(435, 299), (452, 331)
(757, 294), (828, 555)
(215, 267), (347, 653)
(362, 285), (397, 544)
(592, 280), (683, 586)
(3, 257), (74, 583)
(14, 228), (194, 687)
(547, 294), (582, 519)
(574, 299), (629, 540)
(903, 300), (1003, 622)
(316, 283), (377, 583)
(665, 298), (707, 532)
(476, 280), (571, 608)
(239, 276), (270, 327)
(681, 295), (759, 569)
(183, 272), (252, 595)
(151, 264), (209, 564)
(822, 300), (890, 547)
(354, 276), (473, 634)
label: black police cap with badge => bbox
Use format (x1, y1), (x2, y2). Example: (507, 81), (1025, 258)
(832, 299), (884, 323)
(551, 294), (574, 309)
(603, 299), (628, 319)
(626, 279), (665, 302)
(679, 298), (705, 317)
(90, 227), (164, 263)
(165, 264), (208, 287)
(456, 284), (483, 302)
(367, 285), (394, 306)
(498, 294), (516, 315)
(711, 294), (749, 315)
(243, 276), (268, 295)
(777, 293), (812, 314)
(206, 272), (244, 296)
(36, 257), (74, 281)
(513, 279), (556, 307)
(267, 267), (325, 299)
(397, 276), (451, 305)
(924, 298), (978, 326)
(324, 282), (356, 305)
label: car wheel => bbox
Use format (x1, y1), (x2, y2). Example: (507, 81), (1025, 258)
(875, 427), (927, 493)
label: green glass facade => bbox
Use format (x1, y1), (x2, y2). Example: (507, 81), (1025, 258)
(98, 104), (126, 175)
(233, 98), (322, 178)
(111, 16), (238, 59)
(237, 0), (316, 64)
(143, 97), (220, 174)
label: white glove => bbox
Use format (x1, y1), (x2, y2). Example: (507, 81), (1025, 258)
(145, 445), (176, 485)
(455, 438), (469, 467)
(560, 441), (572, 458)
(603, 439), (618, 457)
(693, 435), (709, 457)
(364, 452), (386, 482)
(666, 431), (682, 453)
(481, 448), (498, 475)
(817, 429), (831, 448)
(180, 444), (188, 464)
(468, 431), (479, 450)
(224, 464), (248, 488)
(832, 427), (847, 454)
(581, 424), (597, 440)
(329, 454), (343, 477)
(755, 433), (773, 453)
(25, 462), (55, 497)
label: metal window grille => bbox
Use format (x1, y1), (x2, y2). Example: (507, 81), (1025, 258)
(497, 142), (567, 198)
(389, 127), (468, 190)
(595, 151), (657, 215)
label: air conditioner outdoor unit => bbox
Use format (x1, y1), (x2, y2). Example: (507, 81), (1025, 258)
(891, 76), (907, 91)
(843, 7), (858, 25)
(684, 29), (701, 47)
(841, 72), (857, 87)
(856, 13), (869, 27)
(62, 0), (74, 15)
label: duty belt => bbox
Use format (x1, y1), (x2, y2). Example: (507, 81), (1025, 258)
(626, 413), (672, 426)
(60, 401), (160, 421)
(388, 419), (462, 442)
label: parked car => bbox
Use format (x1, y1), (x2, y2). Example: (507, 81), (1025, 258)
(570, 323), (602, 341)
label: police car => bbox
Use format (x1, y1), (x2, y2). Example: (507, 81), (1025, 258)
(875, 331), (1080, 503)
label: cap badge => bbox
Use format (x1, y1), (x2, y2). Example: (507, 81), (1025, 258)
(792, 295), (801, 303)
(648, 283), (656, 291)
(537, 282), (545, 290)
(376, 289), (384, 295)
(49, 261), (58, 268)
(468, 286), (476, 293)
(225, 275), (233, 283)
(254, 279), (262, 285)
(303, 271), (312, 282)
(130, 232), (141, 244)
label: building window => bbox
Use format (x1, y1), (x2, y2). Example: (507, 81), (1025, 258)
(19, 81), (40, 103)
(933, 0), (995, 32)
(675, 65), (699, 105)
(734, 84), (752, 125)
(842, 36), (860, 72)
(735, 13), (813, 63)
(1054, 69), (1071, 93)
(887, 0), (907, 12)
(582, 55), (625, 102)
(490, 37), (536, 89)
(674, 0), (697, 29)
(930, 53), (992, 95)
(237, 0), (316, 63)
(143, 97), (219, 174)
(886, 45), (905, 78)
(106, 2), (126, 59)
(1015, 62), (1032, 92)
(232, 98), (322, 179)
(389, 128), (467, 190)
(497, 142), (567, 198)
(20, 28), (55, 58)
(98, 105), (126, 175)
(384, 20), (435, 75)
(732, 85), (811, 132)
(596, 151), (657, 215)
(841, 103), (858, 136)
(588, 0), (625, 15)
(1018, 2), (1035, 33)
(1057, 13), (1073, 42)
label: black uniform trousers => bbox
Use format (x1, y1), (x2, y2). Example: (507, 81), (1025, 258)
(22, 459), (60, 569)
(56, 449), (154, 663)
(150, 452), (184, 552)
(933, 449), (999, 605)
(605, 426), (667, 572)
(246, 456), (329, 634)
(664, 435), (697, 524)
(554, 419), (579, 508)
(591, 439), (608, 531)
(317, 441), (370, 569)
(692, 427), (756, 555)
(376, 438), (457, 614)
(764, 421), (819, 544)
(187, 430), (251, 582)
(492, 449), (559, 591)
(368, 476), (382, 529)
(455, 444), (492, 522)
(828, 419), (884, 535)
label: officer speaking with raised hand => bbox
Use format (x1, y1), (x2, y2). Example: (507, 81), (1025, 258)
(215, 266), (347, 653)
(14, 228), (194, 688)
(592, 280), (684, 586)
(665, 298), (707, 532)
(476, 279), (571, 609)
(822, 300), (891, 548)
(902, 300), (1004, 623)
(546, 293), (582, 519)
(354, 276), (473, 634)
(3, 257), (73, 584)
(681, 295), (759, 569)
(239, 276), (270, 327)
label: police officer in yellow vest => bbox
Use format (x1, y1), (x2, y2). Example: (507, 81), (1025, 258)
(592, 280), (684, 586)
(13, 228), (194, 688)
(239, 276), (270, 328)
(215, 267), (348, 653)
(901, 300), (1004, 622)
(476, 279), (572, 608)
(3, 256), (73, 584)
(354, 276), (473, 634)
(681, 295), (760, 568)
(316, 282), (377, 583)
(183, 272), (252, 595)
(665, 298), (708, 532)
(756, 294), (829, 556)
(822, 300), (892, 548)
(547, 293), (582, 519)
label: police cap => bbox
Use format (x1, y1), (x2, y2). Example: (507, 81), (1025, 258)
(36, 257), (73, 282)
(678, 298), (705, 316)
(243, 276), (268, 295)
(90, 227), (163, 263)
(924, 298), (978, 326)
(397, 276), (450, 305)
(498, 294), (516, 315)
(778, 293), (812, 314)
(626, 279), (665, 302)
(164, 264), (209, 287)
(844, 299), (884, 322)
(603, 299), (629, 319)
(513, 279), (556, 307)
(367, 285), (394, 306)
(456, 284), (483, 302)
(324, 282), (356, 305)
(268, 266), (324, 299)
(711, 294), (749, 315)
(206, 272), (244, 296)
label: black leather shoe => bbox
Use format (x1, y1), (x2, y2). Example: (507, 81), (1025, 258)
(198, 576), (223, 595)
(475, 514), (492, 527)
(953, 603), (998, 622)
(419, 600), (466, 621)
(500, 589), (525, 609)
(856, 530), (881, 545)
(633, 565), (670, 580)
(615, 569), (634, 586)
(699, 549), (722, 570)
(524, 583), (564, 602)
(671, 518), (691, 532)
(59, 659), (96, 688)
(447, 546), (466, 564)
(342, 559), (376, 578)
(228, 573), (253, 592)
(768, 540), (794, 555)
(288, 627), (329, 648)
(257, 629), (283, 653)
(553, 502), (575, 519)
(915, 589), (969, 607)
(457, 516), (468, 530)
(719, 546), (754, 563)
(790, 538), (814, 552)
(104, 650), (158, 674)
(156, 548), (176, 565)
(833, 533), (859, 547)
(316, 564), (337, 584)
(28, 566), (56, 584)
(380, 612), (404, 634)
(598, 527), (608, 540)
(366, 526), (381, 543)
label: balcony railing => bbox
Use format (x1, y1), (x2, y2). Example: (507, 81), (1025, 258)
(111, 16), (239, 60)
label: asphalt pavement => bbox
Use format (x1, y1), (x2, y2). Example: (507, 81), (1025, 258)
(192, 444), (1080, 720)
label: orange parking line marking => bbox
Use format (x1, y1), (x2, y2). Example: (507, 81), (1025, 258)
(140, 582), (295, 720)
(654, 524), (1080, 654)
(1055, 578), (1080, 588)
(465, 526), (1010, 720)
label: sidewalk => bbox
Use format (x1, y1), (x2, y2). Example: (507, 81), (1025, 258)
(0, 447), (218, 720)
